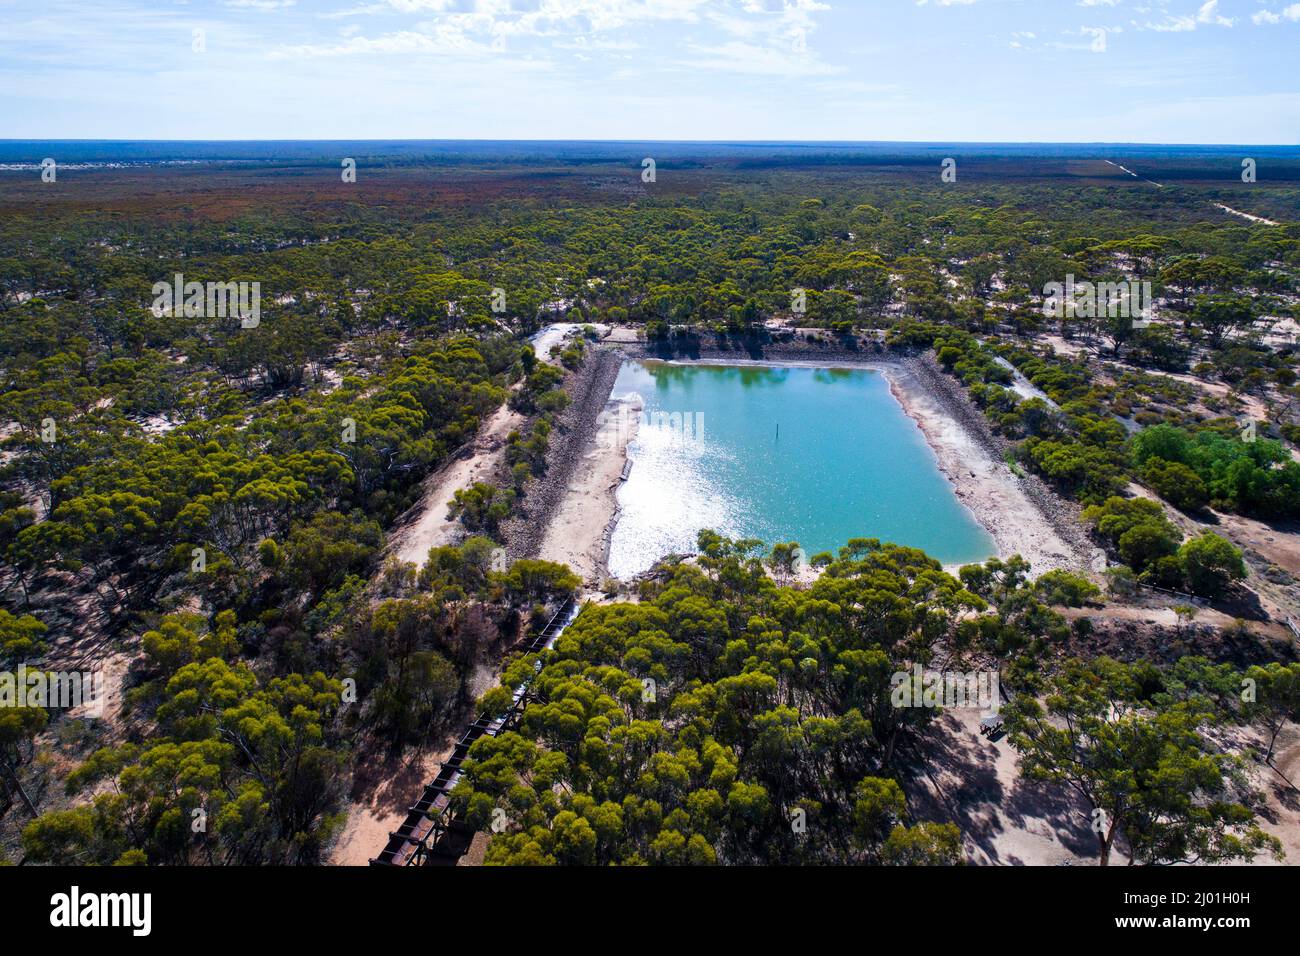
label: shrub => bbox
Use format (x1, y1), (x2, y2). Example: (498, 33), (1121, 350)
(1140, 457), (1208, 512)
(1083, 496), (1182, 573)
(1178, 533), (1247, 599)
(1034, 569), (1102, 607)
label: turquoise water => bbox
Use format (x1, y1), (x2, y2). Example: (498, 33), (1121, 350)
(607, 360), (996, 578)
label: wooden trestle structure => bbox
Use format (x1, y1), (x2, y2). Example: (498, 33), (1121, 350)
(369, 596), (578, 866)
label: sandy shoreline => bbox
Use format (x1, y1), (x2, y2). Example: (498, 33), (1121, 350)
(882, 360), (1083, 575)
(535, 391), (641, 584)
(534, 344), (1090, 581)
(489, 347), (625, 573)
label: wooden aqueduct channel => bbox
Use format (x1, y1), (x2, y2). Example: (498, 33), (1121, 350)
(370, 597), (579, 866)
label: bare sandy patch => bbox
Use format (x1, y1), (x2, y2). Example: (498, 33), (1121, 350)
(1214, 203), (1279, 227)
(386, 402), (525, 567)
(329, 740), (454, 866)
(1213, 510), (1300, 576)
(903, 707), (1103, 865)
(1257, 723), (1300, 865)
(1040, 333), (1088, 359)
(604, 325), (642, 344)
(528, 322), (607, 361)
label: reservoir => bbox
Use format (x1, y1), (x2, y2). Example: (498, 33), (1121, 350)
(607, 360), (996, 578)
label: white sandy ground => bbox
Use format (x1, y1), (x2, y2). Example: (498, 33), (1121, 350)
(385, 402), (525, 568)
(1041, 333), (1088, 359)
(1214, 203), (1280, 227)
(603, 326), (643, 344)
(535, 392), (642, 585)
(528, 322), (607, 362)
(1104, 159), (1164, 189)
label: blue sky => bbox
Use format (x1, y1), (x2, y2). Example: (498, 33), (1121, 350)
(1, 0), (1298, 143)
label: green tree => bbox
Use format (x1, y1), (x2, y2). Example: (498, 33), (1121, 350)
(1242, 662), (1300, 763)
(1177, 533), (1246, 599)
(449, 482), (515, 533)
(0, 609), (47, 668)
(1004, 657), (1279, 866)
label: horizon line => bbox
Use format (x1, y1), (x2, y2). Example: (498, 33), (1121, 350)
(2, 138), (1298, 149)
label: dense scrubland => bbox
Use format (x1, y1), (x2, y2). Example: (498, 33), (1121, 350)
(1, 147), (1299, 865)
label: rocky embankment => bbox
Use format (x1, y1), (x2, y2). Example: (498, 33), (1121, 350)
(500, 347), (625, 563)
(625, 333), (889, 365)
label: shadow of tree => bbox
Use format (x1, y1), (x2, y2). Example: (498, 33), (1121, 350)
(900, 712), (1096, 865)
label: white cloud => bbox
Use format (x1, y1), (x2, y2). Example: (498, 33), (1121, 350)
(1144, 0), (1234, 32)
(275, 0), (836, 76)
(272, 28), (491, 58)
(682, 39), (840, 75)
(1252, 4), (1300, 24)
(1197, 0), (1235, 25)
(220, 0), (297, 9)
